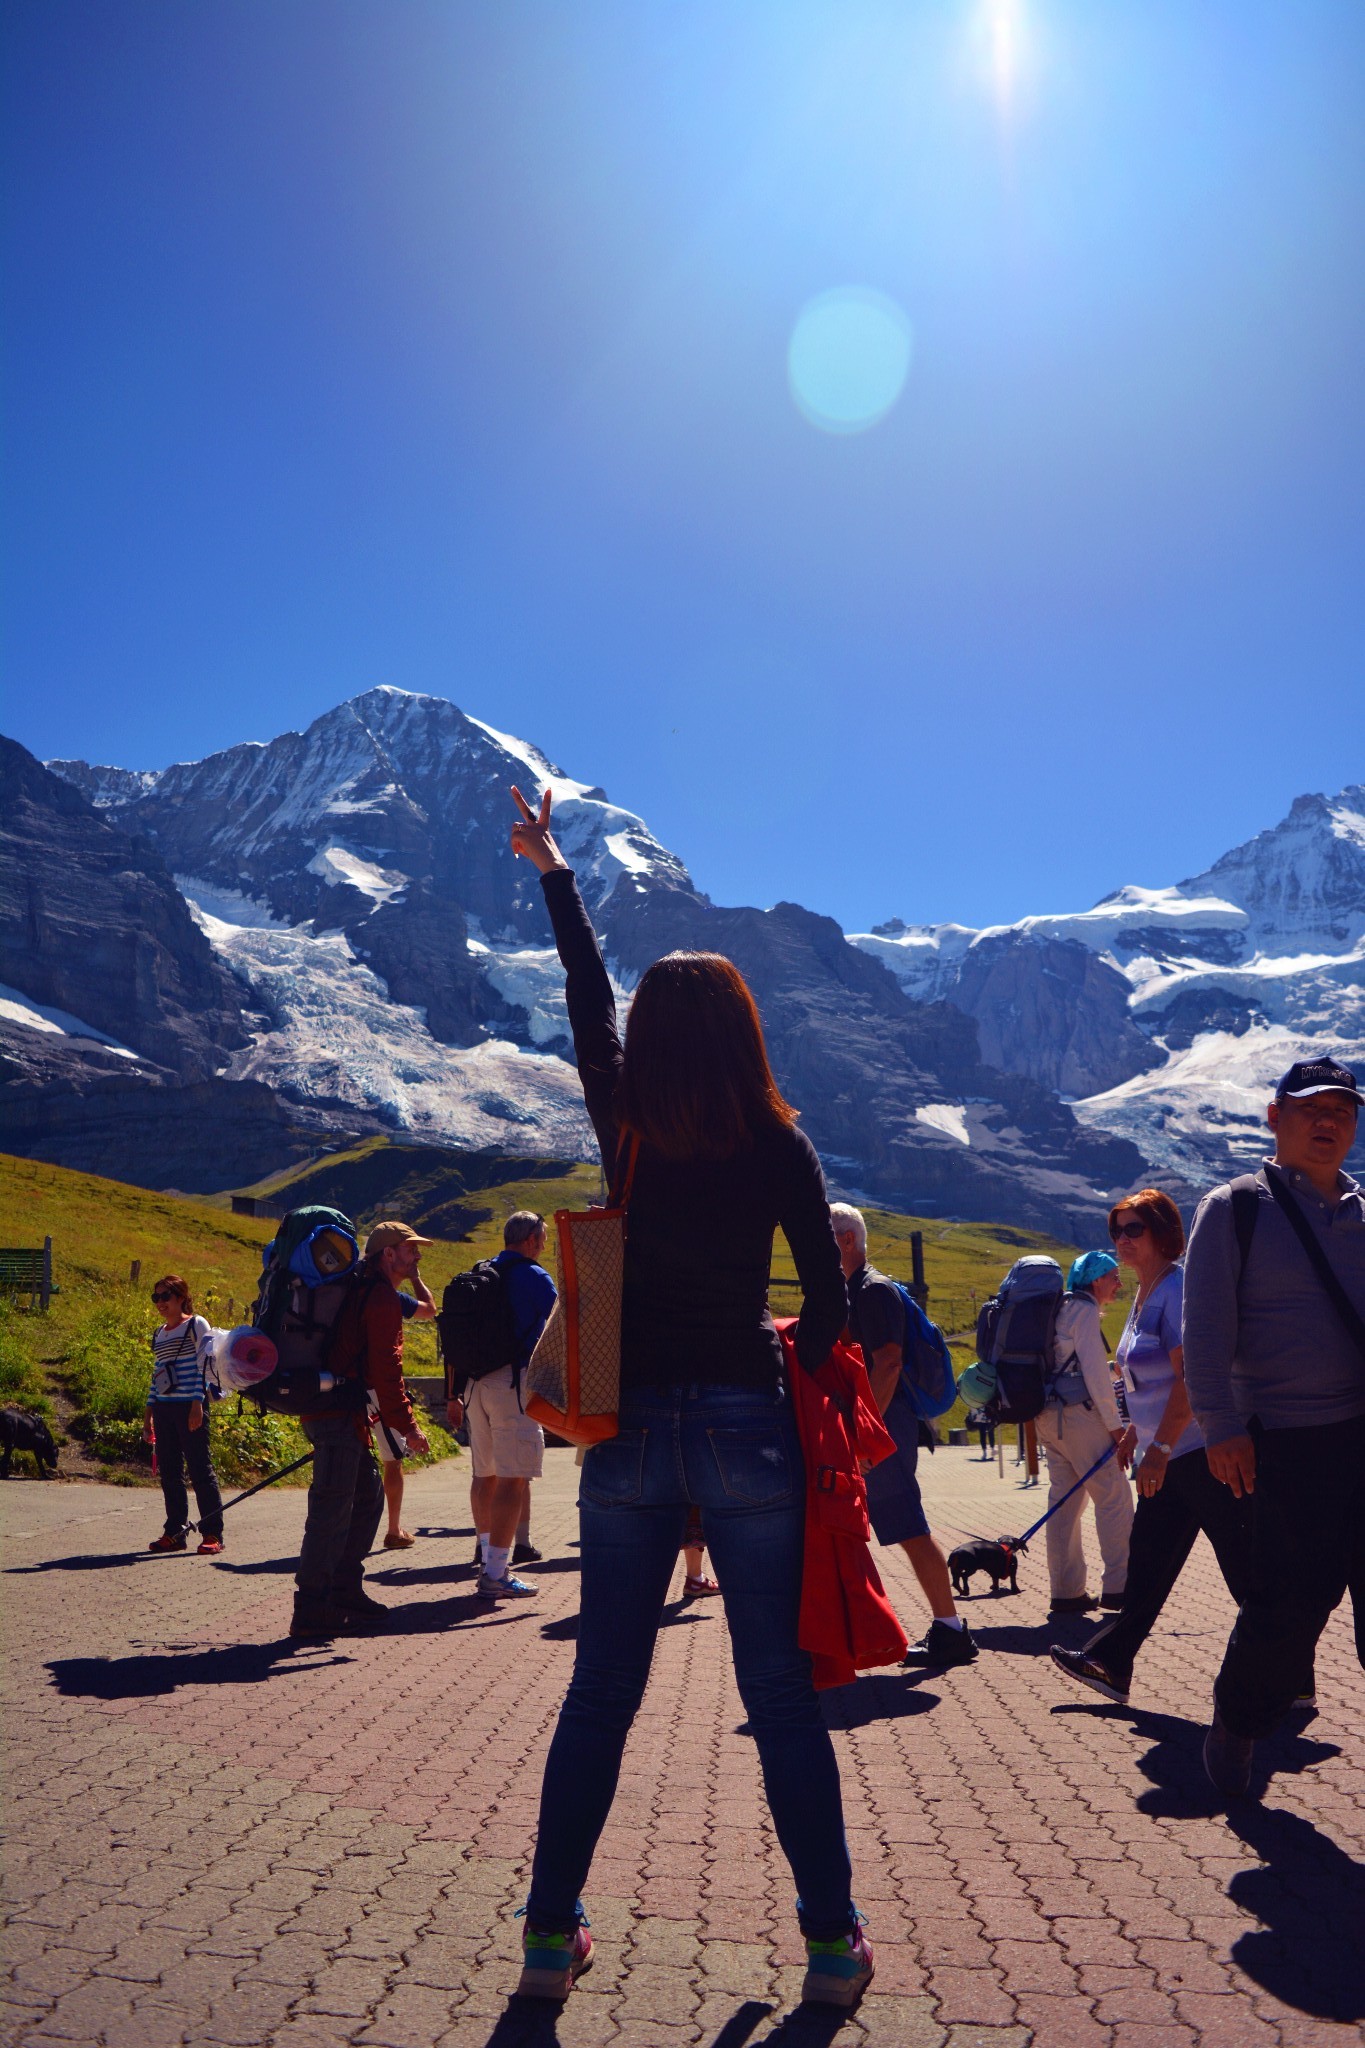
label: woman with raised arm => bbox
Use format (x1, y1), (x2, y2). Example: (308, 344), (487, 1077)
(508, 786), (870, 2009)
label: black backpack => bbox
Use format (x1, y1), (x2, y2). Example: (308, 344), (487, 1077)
(974, 1256), (1066, 1424)
(439, 1260), (517, 1399)
(248, 1205), (372, 1416)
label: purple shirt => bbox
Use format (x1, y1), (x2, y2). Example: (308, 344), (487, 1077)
(1117, 1265), (1202, 1462)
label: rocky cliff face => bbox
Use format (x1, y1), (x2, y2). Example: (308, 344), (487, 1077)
(0, 738), (249, 1083)
(598, 886), (1142, 1236)
(948, 933), (1163, 1098)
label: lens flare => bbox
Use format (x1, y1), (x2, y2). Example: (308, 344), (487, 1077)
(787, 287), (914, 436)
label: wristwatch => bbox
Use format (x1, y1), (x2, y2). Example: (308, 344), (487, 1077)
(1151, 1441), (1172, 1456)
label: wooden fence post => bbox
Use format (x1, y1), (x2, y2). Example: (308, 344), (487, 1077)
(909, 1231), (928, 1306)
(129, 1259), (141, 1290)
(42, 1236), (53, 1313)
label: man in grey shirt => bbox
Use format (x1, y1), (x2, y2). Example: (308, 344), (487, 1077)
(1183, 1056), (1365, 1796)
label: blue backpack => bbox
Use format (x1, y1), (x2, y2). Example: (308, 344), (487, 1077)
(892, 1283), (958, 1419)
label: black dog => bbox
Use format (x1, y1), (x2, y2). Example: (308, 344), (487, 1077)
(948, 1536), (1023, 1597)
(0, 1408), (59, 1478)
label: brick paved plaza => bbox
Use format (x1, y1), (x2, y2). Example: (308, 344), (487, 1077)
(1, 1442), (1361, 2048)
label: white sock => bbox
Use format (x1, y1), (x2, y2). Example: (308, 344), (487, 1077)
(937, 1615), (966, 1631)
(477, 1531), (490, 1563)
(485, 1542), (511, 1582)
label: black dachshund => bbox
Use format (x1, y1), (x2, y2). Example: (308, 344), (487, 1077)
(1, 1408), (59, 1478)
(948, 1536), (1024, 1597)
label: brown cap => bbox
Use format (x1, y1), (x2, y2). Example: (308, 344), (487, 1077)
(364, 1220), (434, 1257)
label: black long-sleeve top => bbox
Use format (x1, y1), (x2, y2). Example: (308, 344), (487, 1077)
(541, 867), (847, 1390)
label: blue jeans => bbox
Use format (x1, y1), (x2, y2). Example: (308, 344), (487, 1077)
(527, 1382), (855, 1941)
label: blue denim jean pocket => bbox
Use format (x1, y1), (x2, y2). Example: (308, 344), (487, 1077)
(580, 1430), (647, 1508)
(706, 1427), (794, 1505)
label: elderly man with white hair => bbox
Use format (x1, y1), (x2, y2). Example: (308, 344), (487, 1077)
(829, 1203), (980, 1670)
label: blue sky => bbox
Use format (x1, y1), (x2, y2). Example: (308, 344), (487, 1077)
(3, 2), (1362, 931)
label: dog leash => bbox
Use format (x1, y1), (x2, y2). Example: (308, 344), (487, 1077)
(1010, 1442), (1117, 1550)
(190, 1449), (314, 1531)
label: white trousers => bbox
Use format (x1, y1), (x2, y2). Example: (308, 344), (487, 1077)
(1033, 1399), (1134, 1600)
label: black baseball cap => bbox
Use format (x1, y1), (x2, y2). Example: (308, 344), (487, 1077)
(1274, 1057), (1364, 1106)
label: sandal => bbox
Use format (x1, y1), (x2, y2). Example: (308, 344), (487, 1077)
(683, 1573), (721, 1598)
(384, 1530), (416, 1549)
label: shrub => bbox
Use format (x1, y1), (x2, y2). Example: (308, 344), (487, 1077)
(0, 1302), (52, 1415)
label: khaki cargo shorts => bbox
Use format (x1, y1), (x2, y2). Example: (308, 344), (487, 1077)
(466, 1366), (545, 1480)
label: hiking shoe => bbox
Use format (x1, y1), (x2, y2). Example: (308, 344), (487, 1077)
(902, 1620), (978, 1668)
(478, 1570), (537, 1600)
(1050, 1646), (1130, 1705)
(1289, 1688), (1318, 1715)
(290, 1599), (336, 1642)
(1099, 1592), (1125, 1611)
(512, 1542), (543, 1565)
(801, 1923), (875, 2008)
(196, 1536), (225, 1556)
(516, 1923), (593, 2000)
(148, 1530), (188, 1553)
(1049, 1595), (1092, 1614)
(331, 1590), (390, 1630)
(1203, 1709), (1254, 1800)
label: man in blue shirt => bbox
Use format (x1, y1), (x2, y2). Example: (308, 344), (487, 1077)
(447, 1211), (558, 1598)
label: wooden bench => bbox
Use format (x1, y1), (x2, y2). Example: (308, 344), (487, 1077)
(0, 1239), (56, 1311)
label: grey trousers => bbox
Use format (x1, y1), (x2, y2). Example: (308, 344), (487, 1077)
(296, 1411), (384, 1604)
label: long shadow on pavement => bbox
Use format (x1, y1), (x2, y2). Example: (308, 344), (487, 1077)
(368, 1555), (582, 1587)
(1224, 1802), (1365, 2021)
(7, 1551), (162, 1573)
(476, 1994), (836, 2047)
(46, 1641), (350, 1698)
(1064, 1700), (1360, 2019)
(821, 1673), (941, 1729)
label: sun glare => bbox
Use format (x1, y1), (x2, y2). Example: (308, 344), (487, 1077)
(981, 0), (1027, 117)
(787, 288), (914, 436)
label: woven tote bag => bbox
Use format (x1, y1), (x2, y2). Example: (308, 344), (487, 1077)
(524, 1138), (639, 1447)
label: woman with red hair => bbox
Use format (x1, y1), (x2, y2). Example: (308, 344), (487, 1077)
(1051, 1189), (1254, 1706)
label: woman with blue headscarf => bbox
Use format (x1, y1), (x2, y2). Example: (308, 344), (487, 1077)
(1050, 1189), (1257, 1708)
(1033, 1247), (1136, 1616)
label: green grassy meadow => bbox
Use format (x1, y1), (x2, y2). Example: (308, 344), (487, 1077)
(0, 1143), (1131, 1474)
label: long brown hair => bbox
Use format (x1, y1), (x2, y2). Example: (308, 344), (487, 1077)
(152, 1274), (193, 1315)
(616, 952), (797, 1162)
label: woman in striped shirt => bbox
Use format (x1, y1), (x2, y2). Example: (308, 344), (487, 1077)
(142, 1275), (225, 1554)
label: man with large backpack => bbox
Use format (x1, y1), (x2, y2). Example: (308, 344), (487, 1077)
(291, 1221), (432, 1641)
(829, 1204), (978, 1670)
(1184, 1057), (1365, 1798)
(443, 1211), (556, 1600)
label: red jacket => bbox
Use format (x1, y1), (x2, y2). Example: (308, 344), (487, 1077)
(778, 1320), (909, 1689)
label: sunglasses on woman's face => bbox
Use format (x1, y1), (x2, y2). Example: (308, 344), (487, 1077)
(151, 1289), (180, 1304)
(1110, 1220), (1148, 1242)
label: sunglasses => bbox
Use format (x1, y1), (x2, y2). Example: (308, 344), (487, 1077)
(151, 1289), (181, 1303)
(1110, 1220), (1148, 1242)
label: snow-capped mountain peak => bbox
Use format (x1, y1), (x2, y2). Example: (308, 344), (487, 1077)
(850, 780), (1365, 1186)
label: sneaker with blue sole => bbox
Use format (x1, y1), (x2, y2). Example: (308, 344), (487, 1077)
(517, 1923), (593, 1999)
(801, 1920), (874, 2007)
(478, 1569), (537, 1600)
